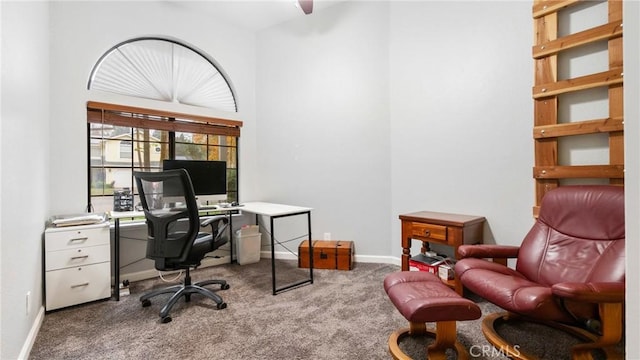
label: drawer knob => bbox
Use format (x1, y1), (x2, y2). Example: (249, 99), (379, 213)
(424, 230), (431, 237)
(70, 282), (89, 288)
(69, 237), (88, 243)
(71, 255), (89, 260)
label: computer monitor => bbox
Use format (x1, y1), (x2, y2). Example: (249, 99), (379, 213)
(162, 159), (227, 205)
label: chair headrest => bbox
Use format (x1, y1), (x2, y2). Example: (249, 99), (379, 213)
(538, 185), (624, 240)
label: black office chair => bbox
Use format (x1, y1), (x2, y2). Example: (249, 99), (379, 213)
(133, 169), (230, 323)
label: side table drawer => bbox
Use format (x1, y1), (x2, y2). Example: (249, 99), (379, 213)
(45, 262), (111, 311)
(45, 244), (110, 271)
(410, 222), (447, 242)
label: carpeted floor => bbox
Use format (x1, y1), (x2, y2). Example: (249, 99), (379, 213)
(30, 260), (620, 359)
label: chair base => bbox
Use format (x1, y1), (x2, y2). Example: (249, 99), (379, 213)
(141, 277), (229, 323)
(482, 312), (623, 360)
(388, 321), (469, 360)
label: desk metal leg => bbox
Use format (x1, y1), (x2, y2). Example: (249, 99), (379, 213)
(114, 218), (120, 301)
(307, 211), (313, 284)
(269, 210), (314, 295)
(270, 215), (277, 295)
(229, 212), (234, 264)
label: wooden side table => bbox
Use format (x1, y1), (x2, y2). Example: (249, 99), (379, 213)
(399, 211), (485, 294)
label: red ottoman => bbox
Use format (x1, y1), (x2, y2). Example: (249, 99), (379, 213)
(384, 271), (481, 360)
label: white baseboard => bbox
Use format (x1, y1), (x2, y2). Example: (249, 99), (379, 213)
(20, 306), (45, 360)
(353, 254), (400, 266)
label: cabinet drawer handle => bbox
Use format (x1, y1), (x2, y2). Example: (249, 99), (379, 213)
(424, 230), (431, 237)
(70, 282), (89, 288)
(69, 237), (88, 243)
(71, 255), (89, 260)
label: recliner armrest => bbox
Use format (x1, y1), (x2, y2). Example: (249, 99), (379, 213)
(457, 244), (520, 259)
(552, 282), (625, 303)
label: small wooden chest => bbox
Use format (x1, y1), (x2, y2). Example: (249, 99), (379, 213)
(298, 240), (354, 270)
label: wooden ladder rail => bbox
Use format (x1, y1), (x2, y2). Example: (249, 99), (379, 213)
(532, 0), (624, 216)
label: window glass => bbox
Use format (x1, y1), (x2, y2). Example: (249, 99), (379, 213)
(120, 141), (132, 159)
(176, 143), (207, 160)
(90, 138), (104, 165)
(102, 140), (129, 166)
(107, 168), (134, 193)
(134, 129), (168, 169)
(89, 123), (238, 213)
(90, 168), (107, 196)
(226, 168), (238, 203)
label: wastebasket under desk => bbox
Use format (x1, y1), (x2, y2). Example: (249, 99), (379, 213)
(235, 225), (261, 265)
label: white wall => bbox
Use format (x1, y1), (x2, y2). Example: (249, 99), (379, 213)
(256, 1), (392, 257)
(623, 1), (640, 356)
(257, 0), (533, 260)
(390, 1), (533, 254)
(1, 1), (51, 358)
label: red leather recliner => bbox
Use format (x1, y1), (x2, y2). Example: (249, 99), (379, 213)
(455, 185), (625, 360)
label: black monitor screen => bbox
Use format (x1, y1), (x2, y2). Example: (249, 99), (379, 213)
(162, 160), (227, 196)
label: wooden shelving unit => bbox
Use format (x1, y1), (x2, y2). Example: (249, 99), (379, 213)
(532, 0), (624, 216)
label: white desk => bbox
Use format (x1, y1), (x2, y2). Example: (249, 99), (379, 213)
(240, 202), (314, 295)
(240, 202), (312, 217)
(110, 202), (313, 298)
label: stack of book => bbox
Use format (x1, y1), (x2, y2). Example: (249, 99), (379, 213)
(409, 254), (456, 281)
(409, 254), (446, 275)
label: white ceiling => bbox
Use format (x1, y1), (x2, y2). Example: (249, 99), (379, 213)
(168, 0), (346, 32)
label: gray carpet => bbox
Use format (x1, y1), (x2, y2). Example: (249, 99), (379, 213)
(30, 260), (619, 359)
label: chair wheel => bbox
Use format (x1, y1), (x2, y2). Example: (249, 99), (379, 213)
(161, 316), (172, 323)
(141, 299), (151, 307)
(217, 302), (227, 310)
(221, 283), (230, 290)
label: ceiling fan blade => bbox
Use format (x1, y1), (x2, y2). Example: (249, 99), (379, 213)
(298, 0), (313, 15)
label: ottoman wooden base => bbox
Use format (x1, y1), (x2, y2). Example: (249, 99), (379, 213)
(389, 321), (469, 360)
(384, 271), (481, 360)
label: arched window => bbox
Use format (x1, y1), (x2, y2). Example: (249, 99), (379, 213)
(88, 37), (237, 112)
(87, 37), (241, 213)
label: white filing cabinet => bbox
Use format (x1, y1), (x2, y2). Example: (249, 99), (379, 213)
(44, 222), (111, 311)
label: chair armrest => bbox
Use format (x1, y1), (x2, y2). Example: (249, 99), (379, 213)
(457, 244), (520, 259)
(552, 282), (625, 303)
(200, 215), (228, 227)
(201, 216), (229, 238)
